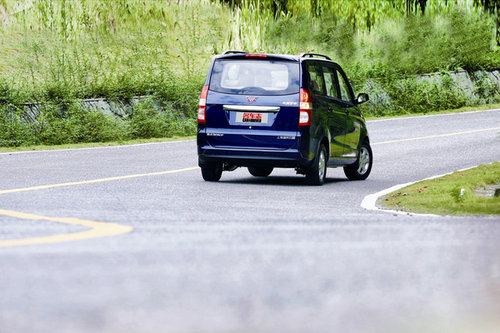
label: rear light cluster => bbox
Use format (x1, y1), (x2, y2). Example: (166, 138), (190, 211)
(198, 85), (209, 123)
(299, 89), (312, 126)
(244, 54), (268, 58)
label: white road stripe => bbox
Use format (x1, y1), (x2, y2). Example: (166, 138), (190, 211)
(367, 108), (500, 123)
(0, 139), (195, 156)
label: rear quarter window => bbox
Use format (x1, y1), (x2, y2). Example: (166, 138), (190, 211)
(209, 59), (299, 96)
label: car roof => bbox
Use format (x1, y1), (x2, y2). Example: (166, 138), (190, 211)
(214, 51), (335, 64)
(214, 52), (299, 62)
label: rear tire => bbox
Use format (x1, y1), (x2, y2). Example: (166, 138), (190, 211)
(344, 142), (372, 180)
(248, 166), (273, 177)
(201, 163), (223, 181)
(306, 144), (327, 186)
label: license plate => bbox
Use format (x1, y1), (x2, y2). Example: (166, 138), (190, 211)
(235, 112), (268, 124)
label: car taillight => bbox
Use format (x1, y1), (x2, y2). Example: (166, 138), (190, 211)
(244, 54), (268, 58)
(299, 88), (312, 126)
(198, 85), (209, 123)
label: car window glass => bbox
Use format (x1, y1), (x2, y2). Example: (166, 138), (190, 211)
(210, 59), (300, 96)
(323, 67), (339, 98)
(337, 70), (352, 102)
(307, 64), (325, 95)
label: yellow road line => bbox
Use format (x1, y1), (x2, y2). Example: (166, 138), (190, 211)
(373, 127), (500, 145)
(0, 167), (198, 247)
(0, 166), (199, 195)
(0, 209), (133, 248)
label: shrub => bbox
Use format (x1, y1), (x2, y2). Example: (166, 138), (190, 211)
(128, 97), (197, 139)
(35, 102), (74, 145)
(362, 73), (469, 116)
(66, 103), (129, 143)
(471, 71), (500, 104)
(0, 105), (36, 147)
(128, 98), (168, 139)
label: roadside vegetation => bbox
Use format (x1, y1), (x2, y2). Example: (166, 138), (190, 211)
(381, 162), (500, 215)
(0, 0), (499, 147)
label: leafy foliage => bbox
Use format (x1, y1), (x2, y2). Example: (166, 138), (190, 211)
(0, 0), (499, 147)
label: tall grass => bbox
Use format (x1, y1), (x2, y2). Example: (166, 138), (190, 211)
(1, 0), (229, 104)
(0, 0), (499, 147)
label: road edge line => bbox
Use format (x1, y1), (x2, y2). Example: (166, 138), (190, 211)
(0, 139), (196, 155)
(366, 108), (500, 123)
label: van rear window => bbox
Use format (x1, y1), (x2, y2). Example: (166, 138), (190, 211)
(209, 59), (299, 95)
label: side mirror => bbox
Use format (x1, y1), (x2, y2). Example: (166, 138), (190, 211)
(355, 93), (369, 105)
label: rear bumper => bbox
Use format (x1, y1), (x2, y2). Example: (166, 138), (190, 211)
(198, 145), (311, 168)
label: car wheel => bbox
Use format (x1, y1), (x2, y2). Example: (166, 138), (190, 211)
(344, 142), (373, 180)
(248, 166), (273, 177)
(201, 163), (223, 181)
(306, 144), (327, 185)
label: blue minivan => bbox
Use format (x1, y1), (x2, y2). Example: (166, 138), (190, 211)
(197, 51), (372, 185)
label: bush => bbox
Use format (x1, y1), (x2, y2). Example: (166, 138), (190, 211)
(66, 103), (129, 143)
(35, 102), (75, 145)
(129, 98), (168, 139)
(31, 101), (129, 145)
(471, 71), (500, 104)
(129, 97), (196, 139)
(0, 105), (36, 147)
(362, 73), (469, 116)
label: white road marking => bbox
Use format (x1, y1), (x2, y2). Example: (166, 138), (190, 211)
(0, 139), (195, 155)
(367, 108), (500, 123)
(0, 167), (199, 195)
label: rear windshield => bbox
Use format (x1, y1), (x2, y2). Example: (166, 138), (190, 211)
(209, 59), (299, 95)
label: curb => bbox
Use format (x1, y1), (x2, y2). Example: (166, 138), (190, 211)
(360, 166), (480, 217)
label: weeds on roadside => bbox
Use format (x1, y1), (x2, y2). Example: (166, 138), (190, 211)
(0, 0), (499, 146)
(382, 163), (500, 215)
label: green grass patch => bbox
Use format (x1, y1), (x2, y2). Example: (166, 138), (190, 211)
(380, 162), (500, 215)
(0, 136), (195, 153)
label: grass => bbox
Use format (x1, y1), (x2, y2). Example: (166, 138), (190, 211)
(0, 0), (499, 147)
(0, 136), (196, 153)
(380, 162), (500, 215)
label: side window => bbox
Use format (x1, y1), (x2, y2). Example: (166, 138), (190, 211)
(337, 70), (353, 102)
(307, 63), (325, 95)
(323, 67), (339, 98)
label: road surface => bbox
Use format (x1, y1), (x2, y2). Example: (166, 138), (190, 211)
(1, 110), (499, 333)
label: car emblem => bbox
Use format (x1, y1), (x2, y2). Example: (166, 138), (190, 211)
(247, 96), (258, 103)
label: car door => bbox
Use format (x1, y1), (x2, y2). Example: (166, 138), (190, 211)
(335, 66), (362, 159)
(320, 64), (347, 160)
(305, 61), (346, 160)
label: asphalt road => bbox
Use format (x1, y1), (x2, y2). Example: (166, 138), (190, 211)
(1, 110), (499, 333)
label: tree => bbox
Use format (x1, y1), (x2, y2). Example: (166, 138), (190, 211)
(406, 0), (428, 15)
(218, 0), (288, 17)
